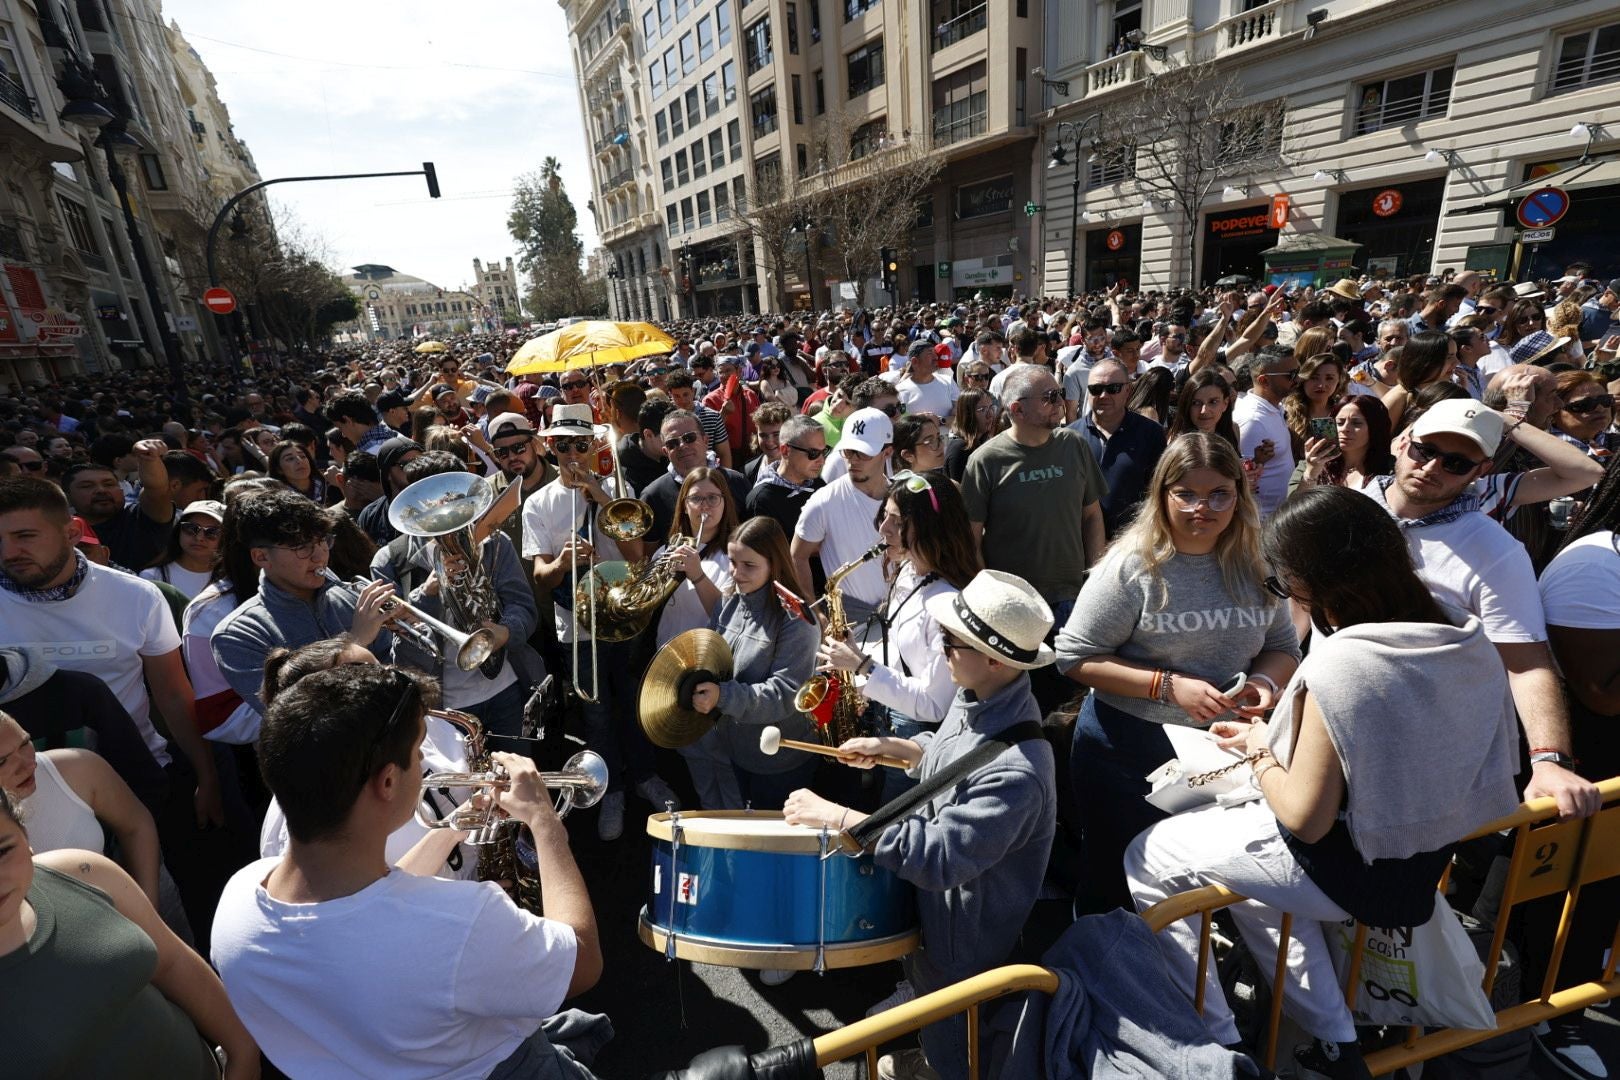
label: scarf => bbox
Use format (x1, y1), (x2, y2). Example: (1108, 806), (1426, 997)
(1372, 474), (1480, 529)
(755, 460), (818, 494)
(0, 549), (90, 602)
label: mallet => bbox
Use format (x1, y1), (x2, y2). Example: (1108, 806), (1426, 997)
(759, 726), (910, 769)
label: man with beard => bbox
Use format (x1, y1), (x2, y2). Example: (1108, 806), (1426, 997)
(639, 410), (750, 541)
(61, 438), (175, 569)
(484, 412), (558, 666)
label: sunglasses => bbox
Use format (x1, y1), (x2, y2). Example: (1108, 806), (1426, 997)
(551, 437), (593, 454)
(1168, 488), (1236, 513)
(179, 522), (222, 540)
(662, 430), (703, 451)
(1021, 388), (1064, 406)
(939, 633), (975, 654)
(892, 469), (940, 512)
(559, 379), (590, 391)
(1262, 575), (1293, 601)
(490, 438), (534, 459)
(877, 402), (904, 417)
(1565, 394), (1615, 416)
(1087, 382), (1126, 396)
(373, 668), (420, 757)
(786, 442), (827, 460)
(1476, 306), (1497, 316)
(1264, 369), (1301, 381)
(1407, 439), (1485, 476)
(965, 371), (991, 382)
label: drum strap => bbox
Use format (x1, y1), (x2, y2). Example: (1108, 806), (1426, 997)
(845, 720), (1045, 851)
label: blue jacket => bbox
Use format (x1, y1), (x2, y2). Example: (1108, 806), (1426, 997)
(872, 673), (1056, 993)
(710, 585), (818, 774)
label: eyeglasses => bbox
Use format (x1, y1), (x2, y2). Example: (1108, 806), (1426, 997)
(965, 371), (991, 383)
(260, 535), (335, 560)
(374, 668), (420, 757)
(785, 442), (827, 460)
(551, 437), (593, 455)
(180, 522), (222, 540)
(684, 493), (724, 507)
(490, 438), (534, 459)
(1264, 369), (1301, 381)
(1088, 382), (1126, 396)
(1020, 388), (1064, 406)
(917, 433), (944, 449)
(1262, 575), (1294, 601)
(662, 430), (703, 452)
(1564, 394), (1615, 416)
(1407, 439), (1485, 476)
(1168, 488), (1237, 513)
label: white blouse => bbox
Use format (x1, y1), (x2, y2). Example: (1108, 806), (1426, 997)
(858, 564), (959, 725)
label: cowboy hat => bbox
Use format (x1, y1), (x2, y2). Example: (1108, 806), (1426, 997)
(925, 570), (1056, 671)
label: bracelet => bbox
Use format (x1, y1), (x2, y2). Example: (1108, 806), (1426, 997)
(857, 656), (875, 677)
(1148, 669), (1163, 701)
(1158, 670), (1176, 706)
(1253, 757), (1282, 783)
(1248, 673), (1280, 697)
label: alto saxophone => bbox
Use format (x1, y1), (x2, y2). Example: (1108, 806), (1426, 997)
(428, 708), (543, 915)
(794, 542), (886, 745)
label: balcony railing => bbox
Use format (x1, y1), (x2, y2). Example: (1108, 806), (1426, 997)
(607, 167), (635, 188)
(931, 5), (986, 52)
(594, 125), (629, 152)
(0, 222), (27, 261)
(932, 108), (987, 147)
(78, 249), (109, 272)
(0, 71), (39, 120)
(1213, 0), (1295, 55)
(1086, 51), (1143, 96)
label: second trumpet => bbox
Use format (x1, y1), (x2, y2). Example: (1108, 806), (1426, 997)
(319, 568), (497, 672)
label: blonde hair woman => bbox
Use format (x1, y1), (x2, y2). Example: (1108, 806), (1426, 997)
(1055, 432), (1302, 909)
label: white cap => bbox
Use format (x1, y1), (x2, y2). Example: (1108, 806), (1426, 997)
(1409, 398), (1504, 458)
(181, 499), (226, 523)
(838, 408), (894, 457)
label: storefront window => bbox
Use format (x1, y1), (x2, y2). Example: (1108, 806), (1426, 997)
(1200, 206), (1276, 286)
(1085, 224), (1141, 291)
(1334, 179), (1444, 280)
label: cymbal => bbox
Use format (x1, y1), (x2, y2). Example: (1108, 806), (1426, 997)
(638, 629), (734, 749)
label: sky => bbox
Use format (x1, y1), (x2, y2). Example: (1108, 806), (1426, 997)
(160, 0), (598, 294)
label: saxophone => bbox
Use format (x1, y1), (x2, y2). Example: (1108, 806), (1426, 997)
(428, 708), (543, 915)
(794, 542), (886, 745)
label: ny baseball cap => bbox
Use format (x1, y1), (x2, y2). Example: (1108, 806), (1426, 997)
(839, 408), (894, 457)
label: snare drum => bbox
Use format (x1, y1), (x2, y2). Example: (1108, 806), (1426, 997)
(638, 810), (918, 971)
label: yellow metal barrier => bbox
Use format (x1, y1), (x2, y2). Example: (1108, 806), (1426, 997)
(811, 963), (1060, 1079)
(1140, 776), (1620, 1076)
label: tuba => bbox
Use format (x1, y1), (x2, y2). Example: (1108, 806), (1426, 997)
(390, 472), (507, 677)
(794, 542), (886, 746)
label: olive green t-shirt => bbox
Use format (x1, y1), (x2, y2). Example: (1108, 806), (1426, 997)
(961, 427), (1108, 603)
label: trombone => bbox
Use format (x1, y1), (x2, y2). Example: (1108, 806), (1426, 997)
(568, 485), (601, 704)
(318, 568), (497, 672)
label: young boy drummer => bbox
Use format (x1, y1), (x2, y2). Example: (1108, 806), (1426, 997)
(784, 569), (1058, 1080)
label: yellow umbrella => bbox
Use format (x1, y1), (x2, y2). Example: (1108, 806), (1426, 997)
(413, 340), (449, 354)
(506, 321), (676, 375)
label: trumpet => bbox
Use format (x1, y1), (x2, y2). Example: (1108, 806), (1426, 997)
(318, 568), (497, 672)
(416, 749), (610, 836)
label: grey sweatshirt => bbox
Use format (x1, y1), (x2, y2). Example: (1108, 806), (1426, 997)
(872, 673), (1056, 993)
(711, 586), (819, 774)
(1056, 548), (1299, 726)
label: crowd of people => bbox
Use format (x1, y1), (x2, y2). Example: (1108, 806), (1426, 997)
(1, 263), (1617, 1080)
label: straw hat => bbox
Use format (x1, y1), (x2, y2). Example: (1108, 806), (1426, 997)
(1323, 279), (1362, 302)
(925, 570), (1056, 670)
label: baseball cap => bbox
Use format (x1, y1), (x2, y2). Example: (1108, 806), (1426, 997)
(838, 408), (894, 457)
(1607, 279), (1620, 297)
(181, 500), (227, 523)
(487, 412), (535, 439)
(428, 383), (457, 399)
(375, 390), (408, 411)
(72, 516), (102, 546)
(1409, 398), (1504, 458)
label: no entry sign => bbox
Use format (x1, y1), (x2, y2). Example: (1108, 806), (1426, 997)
(1516, 187), (1570, 230)
(203, 287), (237, 315)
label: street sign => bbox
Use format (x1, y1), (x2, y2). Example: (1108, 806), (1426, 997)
(1516, 186), (1570, 229)
(1106, 230), (1125, 251)
(1023, 201), (1042, 217)
(937, 261), (951, 279)
(203, 287), (237, 315)
(1519, 227), (1556, 244)
(1269, 194), (1291, 230)
(1372, 189), (1403, 218)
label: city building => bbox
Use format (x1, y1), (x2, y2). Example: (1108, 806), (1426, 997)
(564, 0), (1044, 316)
(1038, 0), (1620, 293)
(344, 263), (483, 341)
(471, 256), (523, 324)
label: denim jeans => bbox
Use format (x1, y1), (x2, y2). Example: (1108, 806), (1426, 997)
(577, 639), (653, 793)
(463, 680), (526, 740)
(880, 712), (929, 804)
(1070, 693), (1176, 911)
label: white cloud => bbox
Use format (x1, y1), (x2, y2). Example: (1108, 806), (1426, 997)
(159, 0), (599, 296)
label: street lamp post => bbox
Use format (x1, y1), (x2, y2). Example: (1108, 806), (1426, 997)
(680, 239), (694, 318)
(1048, 115), (1103, 298)
(790, 213), (815, 310)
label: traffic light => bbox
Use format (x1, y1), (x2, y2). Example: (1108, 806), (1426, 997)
(880, 247), (897, 293)
(423, 161), (441, 199)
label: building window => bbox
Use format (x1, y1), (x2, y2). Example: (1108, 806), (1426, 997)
(1015, 46), (1026, 126)
(715, 181), (730, 220)
(650, 55), (664, 96)
(814, 69), (825, 114)
(658, 0), (673, 34)
(745, 17), (772, 73)
(1354, 65), (1452, 135)
(791, 73), (804, 124)
(662, 159), (675, 191)
(676, 0), (690, 18)
(810, 0), (821, 41)
(1551, 23), (1620, 93)
(57, 196), (96, 254)
(932, 61), (986, 146)
(676, 148), (690, 185)
(139, 153), (168, 191)
(100, 216), (130, 276)
(844, 0), (878, 21)
(686, 87), (700, 127)
(1087, 144), (1136, 188)
(664, 46), (677, 83)
(697, 14), (714, 60)
(670, 100), (685, 136)
(850, 118), (884, 160)
(716, 0), (732, 45)
(698, 190), (712, 227)
(721, 59), (737, 102)
(1110, 0), (1141, 52)
(656, 111), (669, 144)
(756, 152), (782, 192)
(727, 117), (742, 160)
(847, 40), (884, 97)
(709, 129), (725, 170)
(786, 2), (799, 53)
(751, 84), (778, 136)
(667, 203), (679, 234)
(1219, 100), (1285, 159)
(703, 72), (720, 115)
(691, 139), (707, 178)
(682, 196), (694, 231)
(733, 174), (748, 213)
(676, 32), (694, 75)
(644, 8), (658, 42)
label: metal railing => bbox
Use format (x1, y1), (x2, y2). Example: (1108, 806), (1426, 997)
(932, 108), (987, 147)
(932, 5), (987, 52)
(594, 125), (629, 152)
(78, 250), (109, 272)
(0, 71), (39, 120)
(606, 167), (635, 189)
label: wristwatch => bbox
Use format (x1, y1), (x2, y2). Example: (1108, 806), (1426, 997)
(1529, 750), (1578, 768)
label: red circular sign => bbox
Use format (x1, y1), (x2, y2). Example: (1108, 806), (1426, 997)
(1105, 230), (1125, 252)
(1372, 189), (1403, 218)
(203, 287), (237, 315)
(1515, 186), (1570, 230)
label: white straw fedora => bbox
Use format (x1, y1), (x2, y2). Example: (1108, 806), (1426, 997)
(926, 570), (1056, 670)
(540, 403), (596, 437)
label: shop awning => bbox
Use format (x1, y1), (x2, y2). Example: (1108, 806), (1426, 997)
(1446, 156), (1620, 215)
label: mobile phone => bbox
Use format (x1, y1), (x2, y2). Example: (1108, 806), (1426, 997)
(1308, 416), (1339, 448)
(1206, 673), (1250, 728)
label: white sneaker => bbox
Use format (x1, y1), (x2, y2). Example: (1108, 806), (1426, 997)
(596, 791), (625, 841)
(877, 1048), (939, 1080)
(759, 967), (796, 986)
(635, 775), (681, 811)
(866, 979), (916, 1017)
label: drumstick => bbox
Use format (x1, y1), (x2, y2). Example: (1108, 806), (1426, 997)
(759, 726), (909, 769)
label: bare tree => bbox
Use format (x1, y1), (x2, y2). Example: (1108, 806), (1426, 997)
(731, 152), (814, 311)
(1092, 55), (1288, 289)
(209, 204), (357, 350)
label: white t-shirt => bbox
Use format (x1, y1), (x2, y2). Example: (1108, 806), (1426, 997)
(260, 712), (477, 880)
(212, 859), (577, 1080)
(896, 375), (958, 419)
(654, 548), (732, 647)
(1233, 393), (1294, 518)
(1478, 341), (1513, 379)
(139, 563), (212, 600)
(0, 564), (180, 762)
(519, 478), (624, 644)
(1539, 530), (1620, 630)
(182, 581), (261, 745)
(794, 476), (886, 607)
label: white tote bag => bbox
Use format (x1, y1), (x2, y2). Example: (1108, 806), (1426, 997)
(1143, 724), (1261, 814)
(1324, 893), (1497, 1030)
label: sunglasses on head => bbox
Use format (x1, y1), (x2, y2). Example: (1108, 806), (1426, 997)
(1565, 394), (1615, 416)
(662, 430), (703, 451)
(1407, 439), (1485, 476)
(180, 522), (222, 539)
(551, 437), (592, 455)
